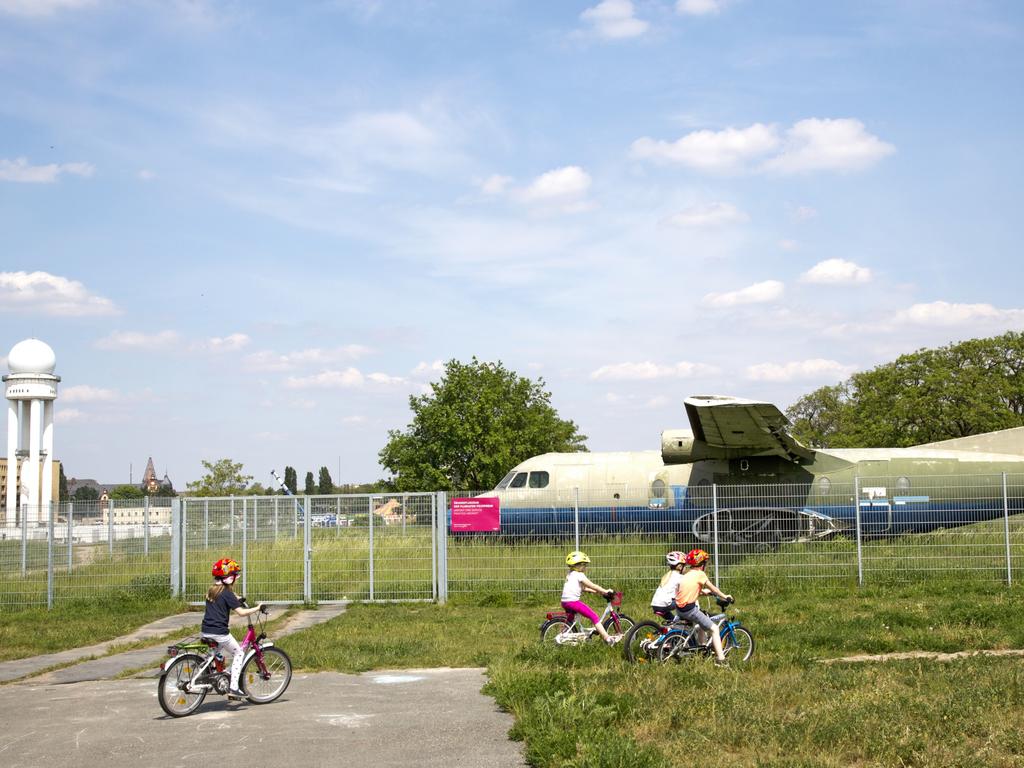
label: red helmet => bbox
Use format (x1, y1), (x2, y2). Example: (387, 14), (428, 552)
(685, 548), (709, 567)
(212, 558), (240, 580)
(665, 551), (685, 567)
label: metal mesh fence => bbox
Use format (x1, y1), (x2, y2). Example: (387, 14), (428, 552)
(1, 499), (173, 610)
(4, 473), (1024, 611)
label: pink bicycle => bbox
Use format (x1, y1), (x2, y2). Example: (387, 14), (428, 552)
(158, 602), (292, 717)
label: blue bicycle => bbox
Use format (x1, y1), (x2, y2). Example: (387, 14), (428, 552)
(622, 596), (754, 664)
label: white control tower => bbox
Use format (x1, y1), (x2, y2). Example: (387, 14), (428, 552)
(3, 339), (60, 525)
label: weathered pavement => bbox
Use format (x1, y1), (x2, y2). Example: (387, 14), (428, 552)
(0, 670), (527, 768)
(0, 604), (346, 684)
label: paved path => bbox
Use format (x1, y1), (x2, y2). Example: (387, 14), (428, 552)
(820, 647), (1024, 664)
(0, 604), (347, 684)
(0, 669), (527, 768)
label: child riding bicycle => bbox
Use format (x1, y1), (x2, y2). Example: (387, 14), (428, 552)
(201, 558), (265, 699)
(650, 550), (686, 622)
(561, 550), (619, 645)
(674, 549), (732, 666)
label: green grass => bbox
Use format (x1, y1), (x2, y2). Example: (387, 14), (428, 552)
(283, 579), (1024, 768)
(0, 593), (190, 662)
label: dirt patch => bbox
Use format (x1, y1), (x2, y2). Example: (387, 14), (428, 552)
(821, 648), (1024, 664)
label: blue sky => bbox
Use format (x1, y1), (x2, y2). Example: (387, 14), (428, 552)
(2, 0), (1022, 487)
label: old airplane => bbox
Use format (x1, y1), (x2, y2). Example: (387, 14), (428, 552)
(476, 396), (1024, 544)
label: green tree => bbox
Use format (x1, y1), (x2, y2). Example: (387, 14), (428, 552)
(72, 485), (99, 502)
(283, 466), (297, 495)
(186, 459), (254, 496)
(109, 484), (145, 500)
(317, 466), (334, 494)
(58, 465), (69, 502)
(379, 357), (587, 491)
(304, 471), (316, 495)
(786, 332), (1024, 448)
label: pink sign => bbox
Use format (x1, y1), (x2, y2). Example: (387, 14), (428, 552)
(450, 497), (501, 532)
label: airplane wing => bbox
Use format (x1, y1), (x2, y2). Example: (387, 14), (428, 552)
(683, 395), (815, 463)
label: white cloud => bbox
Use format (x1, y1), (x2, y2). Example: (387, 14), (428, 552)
(794, 205), (818, 220)
(518, 166), (591, 203)
(286, 368), (365, 389)
(285, 367), (404, 389)
(55, 407), (87, 424)
(0, 158), (94, 183)
(480, 174), (512, 195)
(632, 118), (893, 175)
(342, 415), (368, 425)
(631, 123), (779, 173)
(801, 258), (872, 284)
(665, 202), (748, 228)
(194, 333), (251, 353)
(367, 372), (405, 385)
(581, 0), (649, 39)
(590, 361), (720, 380)
(0, 0), (94, 17)
(892, 301), (1024, 328)
(646, 395), (671, 408)
(779, 239), (799, 251)
(62, 385), (119, 403)
(745, 359), (857, 382)
(676, 0), (724, 15)
(702, 280), (784, 308)
(412, 360), (444, 378)
(765, 118), (895, 174)
(244, 345), (371, 372)
(0, 271), (118, 316)
(138, 169), (157, 181)
(95, 330), (181, 350)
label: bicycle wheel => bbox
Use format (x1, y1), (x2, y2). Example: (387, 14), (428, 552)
(604, 613), (634, 637)
(158, 654), (207, 717)
(657, 632), (689, 663)
(540, 617), (573, 644)
(722, 625), (755, 662)
(622, 621), (662, 663)
(242, 647), (293, 704)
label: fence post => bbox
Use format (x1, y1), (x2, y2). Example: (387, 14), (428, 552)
(108, 498), (114, 555)
(204, 499), (209, 549)
(303, 495), (312, 604)
(274, 496), (279, 540)
(253, 497), (258, 542)
(67, 501), (73, 572)
(712, 484), (720, 584)
(144, 494), (150, 556)
(430, 492), (437, 602)
(242, 498), (248, 598)
(573, 487), (581, 551)
(230, 496), (235, 547)
(368, 496), (375, 602)
(293, 497), (298, 539)
(170, 498), (181, 598)
(47, 502), (54, 609)
(854, 476), (863, 587)
(1003, 472), (1012, 586)
(402, 492), (408, 536)
(21, 504), (27, 577)
(436, 490), (448, 605)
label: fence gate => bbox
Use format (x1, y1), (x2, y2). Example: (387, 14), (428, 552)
(179, 493), (438, 604)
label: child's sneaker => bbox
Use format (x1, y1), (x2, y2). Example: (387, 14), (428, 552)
(714, 659), (729, 668)
(605, 635), (623, 646)
(227, 687), (246, 699)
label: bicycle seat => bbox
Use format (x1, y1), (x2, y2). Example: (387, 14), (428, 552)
(199, 637), (219, 648)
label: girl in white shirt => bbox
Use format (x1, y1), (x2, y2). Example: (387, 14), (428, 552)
(650, 551), (686, 622)
(561, 550), (617, 644)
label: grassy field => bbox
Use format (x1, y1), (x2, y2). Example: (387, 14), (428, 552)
(283, 579), (1024, 768)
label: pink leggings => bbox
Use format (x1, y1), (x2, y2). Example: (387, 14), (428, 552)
(561, 600), (600, 625)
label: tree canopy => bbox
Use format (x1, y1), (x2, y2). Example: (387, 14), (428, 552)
(787, 332), (1024, 448)
(379, 357), (587, 491)
(109, 484), (145, 500)
(317, 467), (334, 494)
(186, 459), (254, 496)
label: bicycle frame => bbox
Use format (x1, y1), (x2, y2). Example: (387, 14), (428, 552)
(543, 592), (627, 645)
(162, 612), (274, 683)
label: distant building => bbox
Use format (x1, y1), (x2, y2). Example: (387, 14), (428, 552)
(140, 457), (174, 494)
(0, 458), (61, 523)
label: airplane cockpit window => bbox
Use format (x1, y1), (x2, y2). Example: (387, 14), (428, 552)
(495, 471), (517, 490)
(528, 471), (549, 488)
(509, 472), (528, 489)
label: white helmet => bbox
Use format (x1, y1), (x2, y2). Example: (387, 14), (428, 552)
(665, 551), (685, 567)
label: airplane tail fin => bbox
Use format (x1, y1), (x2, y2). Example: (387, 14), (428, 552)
(916, 426), (1024, 455)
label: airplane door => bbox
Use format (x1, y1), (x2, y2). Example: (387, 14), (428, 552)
(857, 460), (892, 534)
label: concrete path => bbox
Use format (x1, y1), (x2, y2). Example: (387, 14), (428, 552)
(0, 603), (348, 684)
(820, 647), (1024, 664)
(0, 669), (527, 768)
